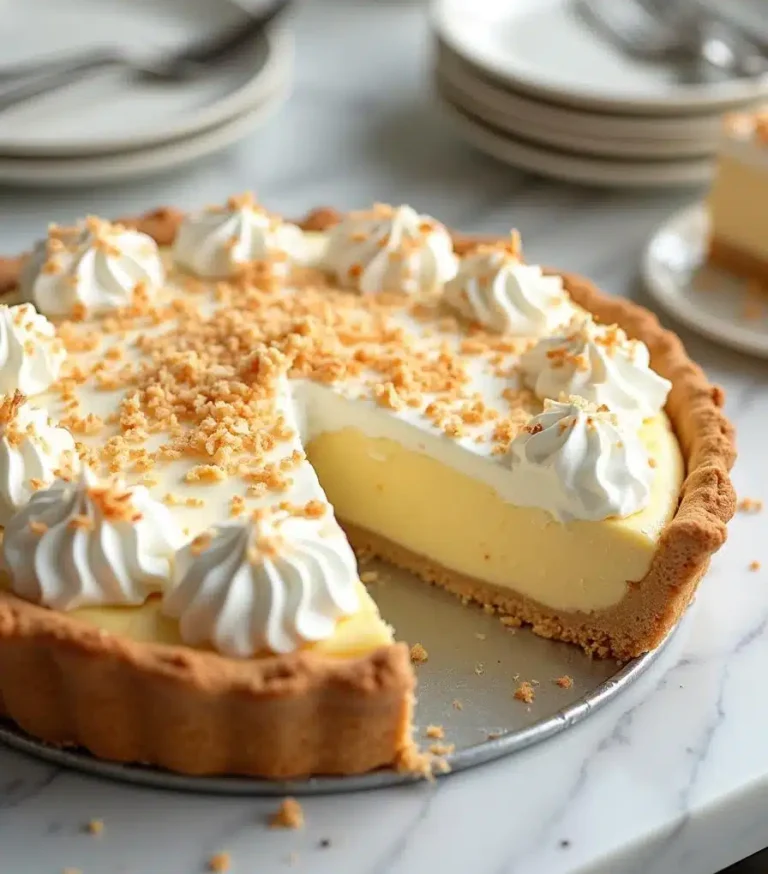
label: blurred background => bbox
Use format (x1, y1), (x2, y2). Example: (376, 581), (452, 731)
(1, 1), (767, 872)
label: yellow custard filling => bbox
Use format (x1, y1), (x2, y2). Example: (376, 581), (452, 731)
(307, 415), (682, 614)
(71, 580), (393, 658)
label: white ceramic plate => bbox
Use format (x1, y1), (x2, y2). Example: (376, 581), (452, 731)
(432, 0), (768, 115)
(438, 93), (714, 188)
(0, 0), (292, 157)
(0, 82), (289, 186)
(435, 41), (725, 150)
(643, 202), (768, 358)
(435, 70), (715, 160)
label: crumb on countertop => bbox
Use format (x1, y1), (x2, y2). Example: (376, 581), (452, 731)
(410, 643), (428, 664)
(554, 675), (573, 689)
(452, 699), (463, 711)
(207, 852), (231, 873)
(749, 560), (761, 572)
(269, 797), (304, 830)
(514, 681), (536, 704)
(425, 724), (444, 739)
(738, 497), (764, 513)
(84, 818), (104, 836)
(429, 742), (455, 756)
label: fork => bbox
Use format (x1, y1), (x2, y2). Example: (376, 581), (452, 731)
(633, 0), (768, 76)
(0, 0), (291, 115)
(576, 0), (767, 78)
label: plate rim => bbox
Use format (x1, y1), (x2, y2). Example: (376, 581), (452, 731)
(0, 623), (677, 796)
(0, 81), (290, 186)
(0, 26), (293, 158)
(434, 40), (727, 144)
(432, 0), (768, 115)
(438, 92), (713, 188)
(642, 202), (768, 358)
(435, 72), (715, 160)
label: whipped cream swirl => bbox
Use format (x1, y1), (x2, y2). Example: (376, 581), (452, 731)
(0, 304), (66, 395)
(3, 468), (181, 611)
(520, 316), (671, 418)
(324, 203), (458, 295)
(164, 512), (360, 657)
(20, 217), (164, 317)
(506, 397), (652, 522)
(173, 193), (307, 279)
(445, 238), (575, 336)
(0, 392), (78, 525)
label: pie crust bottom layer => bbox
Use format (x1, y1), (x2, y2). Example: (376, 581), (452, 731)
(709, 236), (768, 285)
(342, 524), (707, 660)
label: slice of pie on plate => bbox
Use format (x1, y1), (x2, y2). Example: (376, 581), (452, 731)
(709, 110), (768, 284)
(0, 198), (735, 778)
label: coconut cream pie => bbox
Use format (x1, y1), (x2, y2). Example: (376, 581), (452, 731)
(0, 198), (735, 779)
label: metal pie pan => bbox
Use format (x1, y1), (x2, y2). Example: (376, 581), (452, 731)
(0, 559), (675, 795)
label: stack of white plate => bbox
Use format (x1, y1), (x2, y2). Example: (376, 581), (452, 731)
(0, 0), (293, 187)
(432, 0), (768, 187)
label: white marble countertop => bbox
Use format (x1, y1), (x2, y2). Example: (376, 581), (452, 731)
(1, 3), (767, 873)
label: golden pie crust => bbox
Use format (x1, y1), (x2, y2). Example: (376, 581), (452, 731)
(709, 236), (768, 286)
(0, 206), (736, 778)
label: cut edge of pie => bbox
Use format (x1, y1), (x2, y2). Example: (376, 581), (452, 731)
(0, 206), (736, 779)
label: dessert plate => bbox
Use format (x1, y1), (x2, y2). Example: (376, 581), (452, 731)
(435, 42), (724, 153)
(435, 74), (713, 161)
(0, 557), (678, 795)
(432, 0), (768, 115)
(0, 0), (292, 157)
(643, 202), (768, 358)
(438, 94), (714, 188)
(0, 84), (289, 186)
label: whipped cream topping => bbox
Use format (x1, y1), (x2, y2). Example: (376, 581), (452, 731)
(0, 303), (66, 395)
(323, 203), (458, 295)
(163, 511), (360, 657)
(3, 468), (182, 611)
(20, 217), (164, 318)
(0, 391), (78, 525)
(444, 237), (575, 336)
(520, 315), (671, 418)
(173, 193), (307, 279)
(506, 397), (653, 522)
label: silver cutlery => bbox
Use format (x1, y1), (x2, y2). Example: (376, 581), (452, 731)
(636, 0), (768, 64)
(0, 0), (291, 115)
(576, 0), (768, 79)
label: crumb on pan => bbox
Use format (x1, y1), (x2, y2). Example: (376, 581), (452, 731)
(514, 681), (535, 704)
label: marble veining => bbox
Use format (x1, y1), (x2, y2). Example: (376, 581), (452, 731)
(1, 1), (768, 873)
